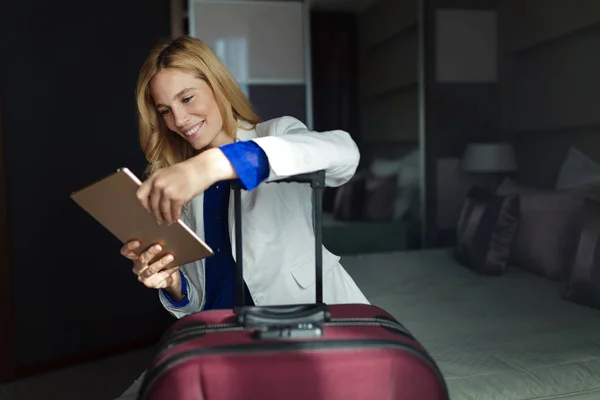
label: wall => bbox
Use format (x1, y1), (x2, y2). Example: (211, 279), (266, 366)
(0, 0), (174, 381)
(310, 11), (359, 136)
(310, 10), (360, 212)
(498, 0), (600, 187)
(423, 0), (500, 240)
(426, 0), (600, 238)
(188, 0), (308, 125)
(357, 0), (419, 162)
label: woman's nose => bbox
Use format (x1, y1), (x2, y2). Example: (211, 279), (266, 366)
(172, 107), (190, 129)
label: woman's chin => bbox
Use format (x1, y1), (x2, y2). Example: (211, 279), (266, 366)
(180, 129), (221, 151)
(187, 134), (209, 150)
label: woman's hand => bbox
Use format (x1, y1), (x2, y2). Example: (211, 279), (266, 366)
(137, 148), (237, 225)
(120, 240), (183, 299)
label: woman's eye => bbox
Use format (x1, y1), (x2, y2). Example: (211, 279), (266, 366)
(160, 109), (170, 116)
(182, 96), (194, 104)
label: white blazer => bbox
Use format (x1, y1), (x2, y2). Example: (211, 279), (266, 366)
(158, 116), (370, 318)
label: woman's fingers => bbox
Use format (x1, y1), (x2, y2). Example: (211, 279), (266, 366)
(140, 244), (162, 264)
(123, 237), (179, 290)
(136, 173), (164, 225)
(170, 200), (184, 225)
(151, 189), (163, 225)
(138, 265), (180, 289)
(160, 198), (172, 226)
(138, 252), (175, 279)
(132, 244), (163, 275)
(136, 179), (152, 213)
(136, 166), (194, 225)
(120, 240), (140, 260)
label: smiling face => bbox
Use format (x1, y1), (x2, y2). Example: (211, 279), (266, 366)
(150, 68), (233, 150)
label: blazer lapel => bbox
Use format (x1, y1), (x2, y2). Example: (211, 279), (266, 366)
(228, 182), (253, 263)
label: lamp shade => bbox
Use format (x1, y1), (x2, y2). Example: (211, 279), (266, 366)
(461, 142), (518, 173)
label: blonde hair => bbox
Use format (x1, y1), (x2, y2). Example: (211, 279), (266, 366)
(136, 35), (261, 176)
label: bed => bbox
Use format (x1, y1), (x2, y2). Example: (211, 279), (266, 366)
(341, 248), (600, 400)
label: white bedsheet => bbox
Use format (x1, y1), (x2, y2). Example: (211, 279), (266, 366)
(340, 248), (600, 400)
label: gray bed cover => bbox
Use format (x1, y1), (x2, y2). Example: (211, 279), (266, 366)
(341, 248), (600, 400)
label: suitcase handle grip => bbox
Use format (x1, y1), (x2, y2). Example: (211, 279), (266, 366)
(235, 303), (330, 329)
(270, 170), (325, 188)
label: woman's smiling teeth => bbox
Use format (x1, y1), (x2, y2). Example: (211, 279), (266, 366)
(184, 121), (204, 136)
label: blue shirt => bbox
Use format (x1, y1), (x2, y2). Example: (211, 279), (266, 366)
(161, 141), (270, 310)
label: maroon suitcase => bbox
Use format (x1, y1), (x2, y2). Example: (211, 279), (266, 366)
(138, 171), (449, 400)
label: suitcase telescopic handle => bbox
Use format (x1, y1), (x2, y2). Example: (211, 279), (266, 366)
(273, 171), (326, 187)
(233, 170), (329, 329)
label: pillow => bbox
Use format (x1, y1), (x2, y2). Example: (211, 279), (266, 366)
(364, 174), (397, 221)
(556, 146), (600, 190)
(497, 178), (600, 280)
(455, 185), (520, 275)
(563, 198), (600, 309)
(370, 150), (420, 219)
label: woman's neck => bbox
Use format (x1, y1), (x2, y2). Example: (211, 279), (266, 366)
(196, 129), (235, 154)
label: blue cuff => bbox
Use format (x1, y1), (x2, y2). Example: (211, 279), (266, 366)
(162, 270), (190, 308)
(220, 141), (270, 191)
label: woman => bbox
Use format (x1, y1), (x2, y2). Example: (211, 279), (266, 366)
(116, 35), (369, 399)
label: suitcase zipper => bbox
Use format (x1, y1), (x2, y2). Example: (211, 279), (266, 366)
(156, 323), (245, 351)
(156, 317), (414, 353)
(327, 317), (413, 338)
(140, 338), (448, 400)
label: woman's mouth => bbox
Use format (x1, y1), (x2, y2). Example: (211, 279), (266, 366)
(183, 121), (204, 140)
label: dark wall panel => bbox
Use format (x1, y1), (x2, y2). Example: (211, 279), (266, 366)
(249, 84), (307, 124)
(432, 83), (501, 157)
(0, 0), (174, 368)
(431, 0), (498, 9)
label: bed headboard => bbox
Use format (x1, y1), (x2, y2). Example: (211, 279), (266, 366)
(498, 0), (600, 189)
(511, 128), (600, 189)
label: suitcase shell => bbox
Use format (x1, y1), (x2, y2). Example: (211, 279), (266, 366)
(138, 171), (448, 399)
(138, 304), (448, 400)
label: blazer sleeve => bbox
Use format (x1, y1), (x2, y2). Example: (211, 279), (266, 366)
(157, 264), (205, 319)
(251, 116), (360, 187)
(160, 270), (190, 308)
(219, 140), (270, 191)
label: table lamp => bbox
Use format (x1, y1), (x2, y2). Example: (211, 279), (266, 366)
(461, 142), (518, 189)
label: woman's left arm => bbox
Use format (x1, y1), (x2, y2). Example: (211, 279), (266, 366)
(251, 116), (360, 188)
(137, 116), (359, 224)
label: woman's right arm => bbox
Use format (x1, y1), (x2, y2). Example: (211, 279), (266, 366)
(121, 241), (204, 319)
(158, 265), (204, 319)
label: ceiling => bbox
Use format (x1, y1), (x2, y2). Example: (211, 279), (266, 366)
(309, 0), (379, 13)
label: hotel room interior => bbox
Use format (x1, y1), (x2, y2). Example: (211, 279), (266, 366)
(1, 0), (600, 399)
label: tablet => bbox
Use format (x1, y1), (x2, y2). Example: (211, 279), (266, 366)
(70, 167), (214, 269)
